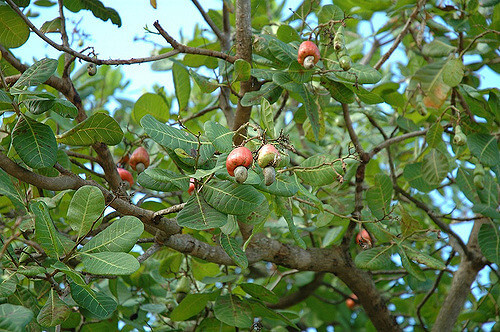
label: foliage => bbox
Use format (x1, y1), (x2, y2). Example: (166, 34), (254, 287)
(0, 0), (499, 331)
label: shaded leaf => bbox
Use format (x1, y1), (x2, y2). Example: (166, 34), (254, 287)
(478, 224), (500, 265)
(204, 121), (233, 153)
(421, 149), (449, 186)
(70, 282), (117, 319)
(214, 295), (253, 328)
(132, 92), (169, 124)
(355, 246), (394, 270)
(0, 3), (29, 48)
(202, 181), (265, 216)
(67, 185), (105, 240)
(170, 293), (212, 321)
(240, 283), (279, 304)
(177, 192), (228, 230)
(467, 133), (499, 167)
(80, 252), (140, 275)
(37, 290), (71, 327)
(220, 234), (248, 269)
(366, 174), (393, 219)
(275, 196), (307, 249)
(173, 62), (191, 111)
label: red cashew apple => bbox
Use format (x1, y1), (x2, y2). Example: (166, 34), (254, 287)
(226, 146), (253, 183)
(297, 41), (320, 69)
(188, 178), (195, 195)
(356, 229), (372, 249)
(129, 147), (150, 172)
(117, 168), (133, 187)
(258, 144), (280, 186)
(346, 294), (358, 310)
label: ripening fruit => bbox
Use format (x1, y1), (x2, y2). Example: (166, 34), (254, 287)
(346, 294), (358, 310)
(129, 147), (150, 173)
(226, 147), (253, 183)
(188, 178), (195, 195)
(297, 41), (321, 69)
(339, 55), (352, 71)
(356, 229), (372, 249)
(117, 168), (133, 187)
(257, 144), (280, 168)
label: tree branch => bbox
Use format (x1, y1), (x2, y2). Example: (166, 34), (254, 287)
(4, 0), (180, 66)
(153, 21), (237, 64)
(374, 0), (425, 70)
(191, 0), (224, 41)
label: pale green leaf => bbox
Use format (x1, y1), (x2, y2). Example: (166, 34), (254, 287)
(81, 216), (144, 253)
(13, 58), (58, 88)
(426, 123), (444, 148)
(442, 58), (464, 87)
(0, 3), (29, 48)
(37, 289), (71, 327)
(478, 224), (500, 265)
(170, 293), (212, 321)
(202, 181), (265, 215)
(173, 62), (191, 111)
(366, 174), (393, 219)
(204, 121), (233, 153)
(70, 282), (117, 319)
(421, 149), (449, 186)
(12, 116), (57, 169)
(355, 246), (394, 270)
(132, 92), (169, 124)
(0, 304), (33, 331)
(56, 112), (123, 146)
(80, 252), (140, 275)
(467, 133), (499, 167)
(67, 185), (105, 240)
(213, 295), (253, 328)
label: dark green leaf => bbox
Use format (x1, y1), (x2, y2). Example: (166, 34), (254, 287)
(220, 234), (248, 269)
(0, 3), (29, 48)
(213, 295), (253, 328)
(37, 290), (71, 327)
(202, 181), (265, 215)
(366, 174), (393, 219)
(56, 112), (123, 146)
(177, 192), (228, 230)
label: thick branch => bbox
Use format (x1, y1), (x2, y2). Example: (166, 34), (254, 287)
(231, 0), (257, 145)
(369, 129), (428, 158)
(432, 219), (487, 332)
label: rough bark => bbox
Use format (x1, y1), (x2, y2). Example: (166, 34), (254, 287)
(432, 219), (487, 331)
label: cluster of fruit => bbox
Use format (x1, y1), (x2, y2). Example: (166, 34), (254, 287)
(117, 147), (150, 187)
(297, 23), (352, 71)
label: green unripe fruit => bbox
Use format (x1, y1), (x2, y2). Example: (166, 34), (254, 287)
(339, 55), (352, 71)
(175, 276), (190, 294)
(474, 164), (485, 176)
(453, 125), (466, 146)
(473, 174), (484, 190)
(87, 63), (97, 76)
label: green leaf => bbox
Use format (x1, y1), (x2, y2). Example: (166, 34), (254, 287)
(240, 82), (283, 106)
(410, 60), (450, 109)
(220, 234), (248, 269)
(37, 289), (71, 327)
(170, 293), (212, 321)
(13, 58), (58, 89)
(204, 121), (233, 153)
(67, 185), (105, 240)
(237, 199), (270, 225)
(249, 300), (299, 329)
(355, 246), (394, 270)
(478, 224), (500, 265)
(421, 149), (449, 186)
(366, 174), (393, 219)
(132, 92), (169, 124)
(140, 168), (189, 191)
(0, 168), (26, 211)
(295, 154), (342, 186)
(240, 283), (279, 304)
(176, 192), (228, 230)
(253, 174), (299, 197)
(426, 123), (443, 148)
(467, 133), (499, 167)
(276, 197), (307, 249)
(260, 98), (275, 138)
(268, 39), (296, 63)
(233, 59), (251, 82)
(422, 38), (456, 57)
(0, 3), (29, 48)
(350, 85), (384, 104)
(299, 85), (320, 141)
(403, 162), (435, 192)
(442, 58), (464, 87)
(220, 214), (238, 235)
(172, 62), (191, 111)
(329, 63), (382, 84)
(40, 17), (61, 33)
(80, 251), (140, 275)
(273, 71), (303, 93)
(402, 245), (446, 270)
(51, 99), (78, 118)
(321, 76), (355, 104)
(70, 282), (117, 319)
(455, 167), (481, 204)
(137, 170), (179, 192)
(189, 70), (218, 93)
(398, 246), (426, 281)
(318, 4), (344, 22)
(202, 181), (265, 215)
(56, 112), (123, 146)
(63, 0), (121, 26)
(399, 204), (424, 237)
(141, 114), (214, 166)
(81, 216), (144, 253)
(213, 295), (253, 328)
(288, 62), (313, 84)
(0, 304), (33, 331)
(0, 273), (18, 298)
(12, 116), (57, 169)
(30, 201), (72, 259)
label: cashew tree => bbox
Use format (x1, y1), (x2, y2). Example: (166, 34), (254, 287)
(0, 0), (499, 331)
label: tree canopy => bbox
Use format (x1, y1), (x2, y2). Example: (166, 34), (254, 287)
(0, 0), (499, 331)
